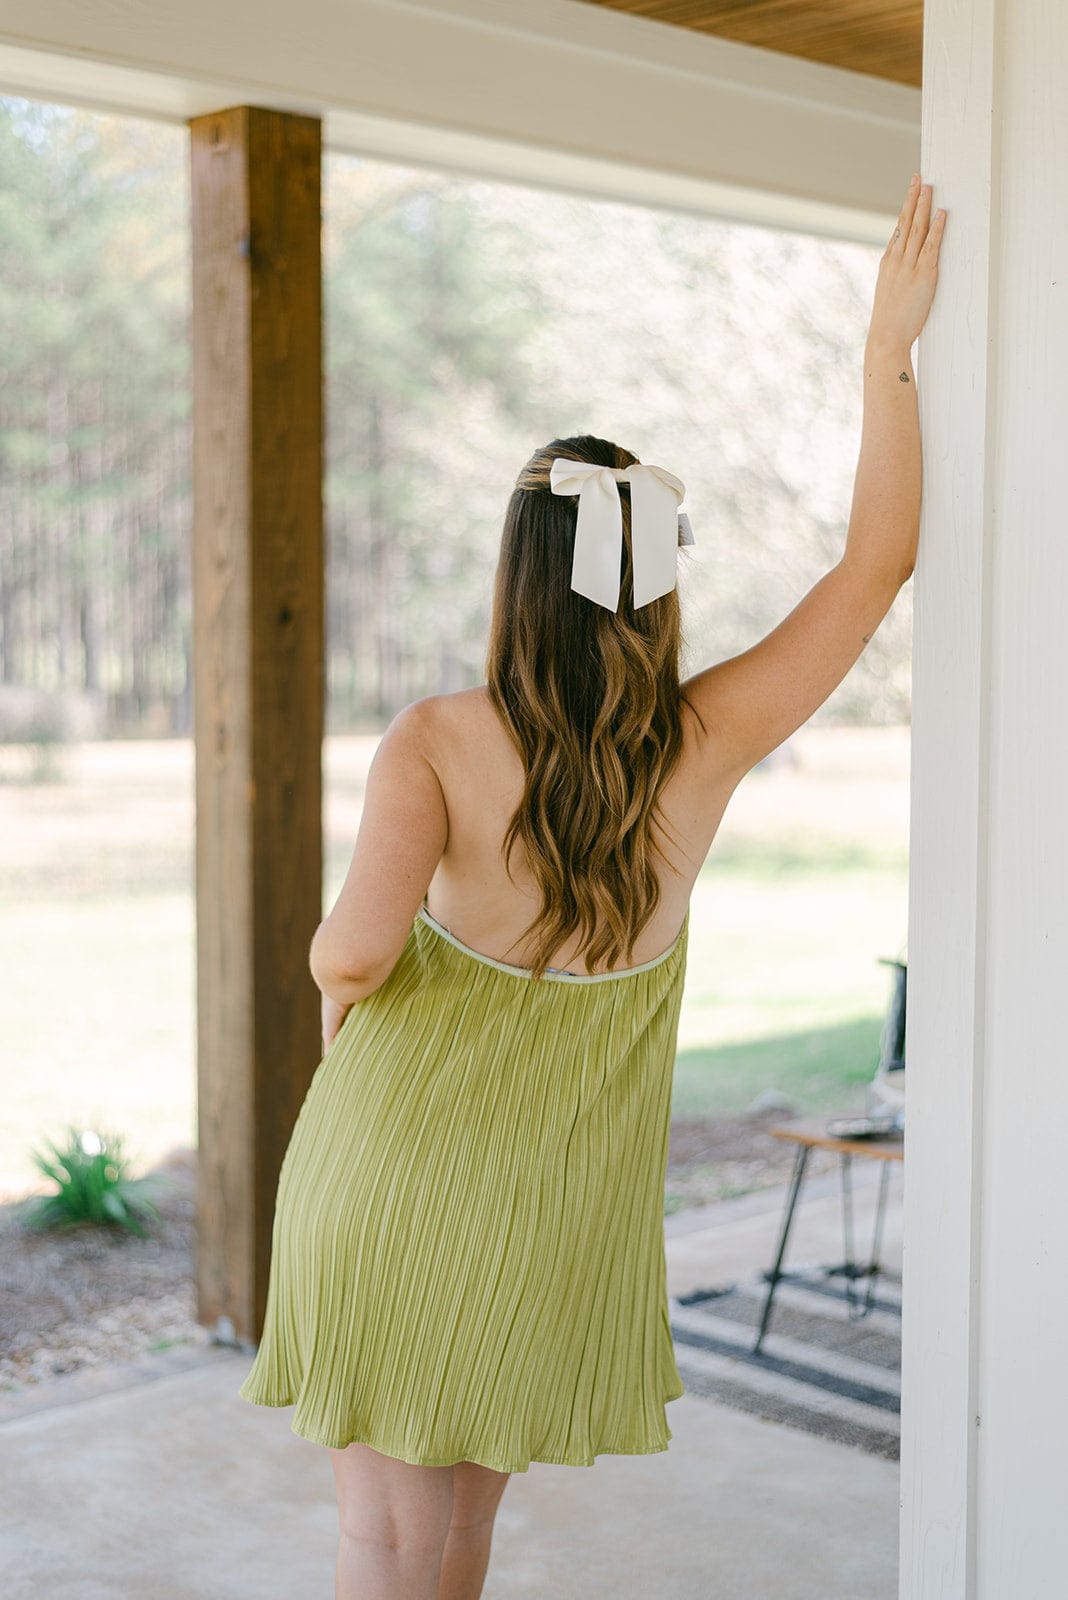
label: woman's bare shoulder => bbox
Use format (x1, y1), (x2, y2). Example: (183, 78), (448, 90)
(404, 686), (514, 770)
(408, 685), (495, 732)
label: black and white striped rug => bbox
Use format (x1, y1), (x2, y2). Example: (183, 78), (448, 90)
(669, 1266), (902, 1459)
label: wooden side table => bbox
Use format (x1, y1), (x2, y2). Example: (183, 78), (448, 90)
(752, 1118), (905, 1355)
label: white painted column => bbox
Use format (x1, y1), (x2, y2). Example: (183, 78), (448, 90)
(901, 1), (1068, 1595)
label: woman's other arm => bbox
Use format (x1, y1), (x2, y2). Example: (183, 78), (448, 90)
(310, 698), (449, 1015)
(684, 175), (947, 782)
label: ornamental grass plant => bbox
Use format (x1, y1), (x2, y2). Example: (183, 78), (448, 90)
(22, 1126), (166, 1237)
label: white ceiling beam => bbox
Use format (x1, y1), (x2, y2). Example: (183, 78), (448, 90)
(0, 0), (917, 242)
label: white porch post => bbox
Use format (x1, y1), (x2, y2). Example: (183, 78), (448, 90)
(901, 0), (1068, 1594)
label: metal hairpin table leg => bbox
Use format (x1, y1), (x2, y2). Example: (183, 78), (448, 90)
(836, 1150), (893, 1318)
(863, 1159), (893, 1313)
(840, 1152), (857, 1314)
(753, 1141), (811, 1355)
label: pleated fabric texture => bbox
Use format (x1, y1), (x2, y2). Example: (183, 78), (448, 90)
(238, 902), (690, 1473)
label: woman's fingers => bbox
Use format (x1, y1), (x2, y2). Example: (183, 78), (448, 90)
(889, 173), (921, 253)
(886, 174), (946, 267)
(906, 183), (934, 261)
(922, 206), (948, 262)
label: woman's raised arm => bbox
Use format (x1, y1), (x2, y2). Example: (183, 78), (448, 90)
(684, 175), (947, 782)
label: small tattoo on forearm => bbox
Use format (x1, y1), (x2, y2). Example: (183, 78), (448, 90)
(862, 632), (872, 644)
(899, 371), (910, 383)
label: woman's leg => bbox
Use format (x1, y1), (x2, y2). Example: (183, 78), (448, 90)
(438, 1460), (512, 1600)
(329, 1441), (455, 1600)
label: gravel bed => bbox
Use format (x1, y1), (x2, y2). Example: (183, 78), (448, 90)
(665, 1108), (843, 1211)
(0, 1147), (208, 1394)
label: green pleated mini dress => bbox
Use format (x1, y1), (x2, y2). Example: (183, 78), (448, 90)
(238, 901), (689, 1473)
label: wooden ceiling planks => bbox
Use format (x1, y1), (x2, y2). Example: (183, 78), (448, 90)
(574, 0), (923, 87)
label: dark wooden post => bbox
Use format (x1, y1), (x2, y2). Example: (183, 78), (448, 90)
(189, 106), (324, 1343)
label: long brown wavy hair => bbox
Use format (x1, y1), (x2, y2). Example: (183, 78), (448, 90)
(486, 434), (691, 979)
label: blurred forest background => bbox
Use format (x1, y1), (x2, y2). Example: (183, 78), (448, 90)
(0, 96), (908, 739)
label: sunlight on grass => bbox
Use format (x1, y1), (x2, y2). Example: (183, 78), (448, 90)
(681, 865), (907, 1115)
(0, 895), (197, 1194)
(673, 1015), (887, 1119)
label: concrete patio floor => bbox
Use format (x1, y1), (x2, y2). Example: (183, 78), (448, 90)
(1, 1160), (903, 1600)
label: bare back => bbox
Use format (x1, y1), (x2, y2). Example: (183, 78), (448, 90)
(422, 683), (739, 975)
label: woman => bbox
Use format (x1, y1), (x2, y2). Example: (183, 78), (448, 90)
(239, 175), (946, 1599)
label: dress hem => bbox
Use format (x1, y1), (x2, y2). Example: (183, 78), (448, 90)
(237, 1377), (687, 1474)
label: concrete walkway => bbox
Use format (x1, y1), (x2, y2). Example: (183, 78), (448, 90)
(1, 1162), (903, 1600)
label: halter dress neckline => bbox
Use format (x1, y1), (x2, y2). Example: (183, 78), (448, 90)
(417, 902), (688, 983)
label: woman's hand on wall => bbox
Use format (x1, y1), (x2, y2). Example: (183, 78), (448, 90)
(868, 174), (947, 356)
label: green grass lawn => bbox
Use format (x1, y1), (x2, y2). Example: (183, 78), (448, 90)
(678, 857), (907, 1117)
(0, 728), (909, 1195)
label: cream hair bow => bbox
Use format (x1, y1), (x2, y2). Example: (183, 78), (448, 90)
(548, 458), (694, 612)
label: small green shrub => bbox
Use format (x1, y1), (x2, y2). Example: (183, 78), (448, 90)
(22, 1126), (166, 1237)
